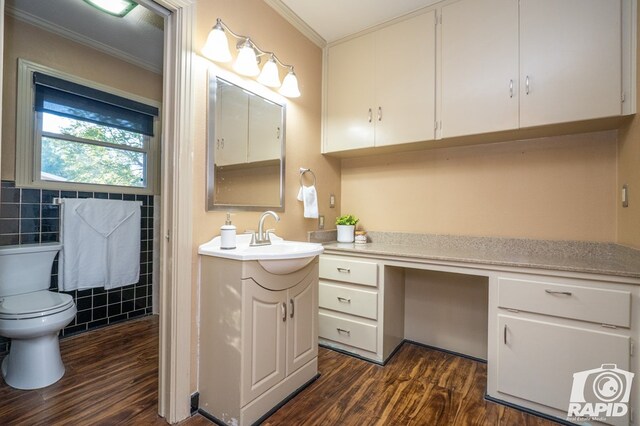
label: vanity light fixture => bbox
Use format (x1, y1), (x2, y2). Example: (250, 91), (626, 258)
(83, 0), (137, 17)
(202, 18), (301, 98)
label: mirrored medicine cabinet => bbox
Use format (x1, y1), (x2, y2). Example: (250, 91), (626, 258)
(207, 74), (285, 211)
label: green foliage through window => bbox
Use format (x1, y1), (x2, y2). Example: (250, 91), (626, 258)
(40, 113), (146, 187)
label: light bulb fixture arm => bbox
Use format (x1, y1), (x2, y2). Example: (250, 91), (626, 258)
(215, 18), (295, 72)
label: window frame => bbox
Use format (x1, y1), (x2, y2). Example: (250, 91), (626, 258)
(16, 58), (161, 195)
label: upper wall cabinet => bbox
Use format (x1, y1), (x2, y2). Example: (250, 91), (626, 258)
(324, 11), (436, 153)
(518, 0), (622, 128)
(440, 0), (622, 138)
(440, 0), (519, 138)
(324, 0), (634, 154)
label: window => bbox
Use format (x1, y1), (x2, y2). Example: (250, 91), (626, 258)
(16, 59), (160, 194)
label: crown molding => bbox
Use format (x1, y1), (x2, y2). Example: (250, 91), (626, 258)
(5, 5), (162, 74)
(264, 0), (326, 48)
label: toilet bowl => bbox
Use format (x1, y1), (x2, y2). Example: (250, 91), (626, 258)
(0, 243), (77, 390)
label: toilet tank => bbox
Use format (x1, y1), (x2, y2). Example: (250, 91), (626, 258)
(0, 243), (61, 297)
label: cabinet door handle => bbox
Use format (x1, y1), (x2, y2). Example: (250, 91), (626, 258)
(337, 267), (351, 273)
(378, 106), (382, 121)
(337, 328), (351, 335)
(525, 76), (530, 95)
(503, 324), (508, 345)
(368, 108), (372, 123)
(509, 79), (514, 98)
(545, 290), (572, 296)
(289, 298), (294, 318)
(282, 302), (287, 322)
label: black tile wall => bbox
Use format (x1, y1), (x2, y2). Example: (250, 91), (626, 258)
(0, 180), (155, 355)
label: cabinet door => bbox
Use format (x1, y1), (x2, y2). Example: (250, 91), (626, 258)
(519, 0), (622, 127)
(217, 83), (249, 166)
(497, 315), (630, 416)
(248, 96), (282, 163)
(241, 281), (286, 406)
(440, 0), (518, 138)
(325, 33), (375, 152)
(286, 273), (318, 375)
(374, 11), (436, 146)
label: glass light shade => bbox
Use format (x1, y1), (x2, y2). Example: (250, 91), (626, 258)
(234, 43), (260, 76)
(258, 58), (281, 88)
(83, 0), (137, 17)
(202, 26), (232, 62)
(279, 70), (301, 98)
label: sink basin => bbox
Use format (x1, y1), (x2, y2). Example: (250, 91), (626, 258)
(198, 234), (324, 274)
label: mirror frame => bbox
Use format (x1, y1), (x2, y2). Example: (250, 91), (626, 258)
(206, 71), (286, 211)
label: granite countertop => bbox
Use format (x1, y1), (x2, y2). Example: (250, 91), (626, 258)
(312, 231), (640, 279)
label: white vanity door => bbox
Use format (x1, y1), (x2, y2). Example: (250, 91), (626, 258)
(497, 315), (630, 419)
(241, 281), (286, 407)
(286, 273), (318, 376)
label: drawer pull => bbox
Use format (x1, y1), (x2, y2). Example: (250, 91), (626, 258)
(337, 267), (351, 273)
(545, 290), (573, 296)
(337, 328), (351, 335)
(337, 296), (351, 303)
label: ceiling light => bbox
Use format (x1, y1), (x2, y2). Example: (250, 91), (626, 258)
(203, 18), (301, 97)
(258, 55), (281, 88)
(279, 69), (300, 98)
(233, 40), (260, 77)
(83, 0), (137, 17)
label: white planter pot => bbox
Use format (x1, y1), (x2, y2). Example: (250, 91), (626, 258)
(336, 225), (355, 243)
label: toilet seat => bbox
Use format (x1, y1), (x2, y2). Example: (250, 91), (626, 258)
(0, 291), (75, 320)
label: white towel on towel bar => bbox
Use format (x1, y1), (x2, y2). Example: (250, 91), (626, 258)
(59, 198), (141, 291)
(297, 185), (319, 219)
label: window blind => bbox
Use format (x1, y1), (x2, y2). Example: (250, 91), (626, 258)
(33, 72), (159, 136)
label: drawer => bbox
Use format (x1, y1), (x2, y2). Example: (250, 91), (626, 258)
(319, 255), (378, 287)
(319, 312), (377, 353)
(498, 277), (631, 327)
(319, 282), (378, 320)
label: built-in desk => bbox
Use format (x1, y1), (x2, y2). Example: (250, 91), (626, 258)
(317, 232), (640, 426)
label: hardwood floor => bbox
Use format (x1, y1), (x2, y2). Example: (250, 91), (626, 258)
(0, 316), (560, 426)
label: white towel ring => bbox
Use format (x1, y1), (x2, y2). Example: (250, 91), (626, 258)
(299, 168), (316, 186)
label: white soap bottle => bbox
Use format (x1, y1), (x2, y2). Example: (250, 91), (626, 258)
(220, 212), (236, 249)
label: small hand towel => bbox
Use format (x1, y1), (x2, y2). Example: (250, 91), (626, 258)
(297, 185), (319, 219)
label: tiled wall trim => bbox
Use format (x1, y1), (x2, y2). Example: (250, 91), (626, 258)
(0, 180), (154, 354)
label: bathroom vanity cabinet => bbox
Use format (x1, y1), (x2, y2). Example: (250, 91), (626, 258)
(198, 256), (319, 426)
(319, 241), (640, 425)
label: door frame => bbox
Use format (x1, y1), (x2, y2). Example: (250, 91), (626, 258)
(137, 0), (195, 422)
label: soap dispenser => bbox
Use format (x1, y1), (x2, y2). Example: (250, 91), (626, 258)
(220, 213), (236, 249)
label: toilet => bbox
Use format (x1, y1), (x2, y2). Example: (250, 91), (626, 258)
(0, 243), (77, 390)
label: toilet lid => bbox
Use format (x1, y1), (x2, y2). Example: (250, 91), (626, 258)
(0, 291), (74, 319)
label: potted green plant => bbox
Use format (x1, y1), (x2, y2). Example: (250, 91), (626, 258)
(335, 214), (359, 243)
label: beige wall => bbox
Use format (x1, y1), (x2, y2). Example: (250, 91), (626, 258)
(1, 16), (163, 180)
(191, 0), (342, 391)
(617, 5), (640, 249)
(342, 131), (618, 242)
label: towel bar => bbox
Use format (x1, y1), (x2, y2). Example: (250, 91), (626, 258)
(299, 167), (316, 186)
(53, 197), (143, 206)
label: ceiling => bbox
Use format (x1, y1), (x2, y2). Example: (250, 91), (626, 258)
(275, 0), (442, 43)
(5, 0), (164, 73)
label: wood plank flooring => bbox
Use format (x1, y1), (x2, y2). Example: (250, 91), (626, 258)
(0, 316), (561, 425)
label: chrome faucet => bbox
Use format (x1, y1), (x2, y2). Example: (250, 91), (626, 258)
(251, 211), (280, 246)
